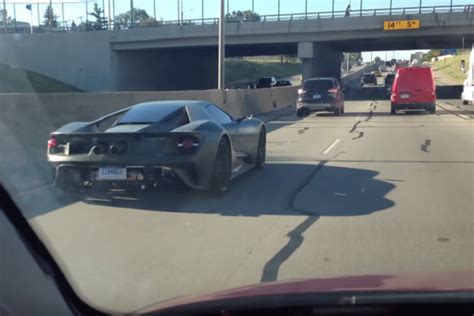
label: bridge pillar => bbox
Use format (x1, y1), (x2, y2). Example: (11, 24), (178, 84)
(298, 42), (344, 82)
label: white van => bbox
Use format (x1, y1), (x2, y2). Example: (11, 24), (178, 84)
(461, 45), (473, 105)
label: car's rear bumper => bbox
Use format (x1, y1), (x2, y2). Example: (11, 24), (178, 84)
(393, 102), (435, 110)
(297, 101), (340, 112)
(54, 162), (202, 191)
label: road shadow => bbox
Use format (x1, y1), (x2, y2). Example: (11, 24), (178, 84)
(83, 163), (395, 218)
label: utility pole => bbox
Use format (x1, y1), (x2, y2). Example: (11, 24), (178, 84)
(108, 0), (112, 29)
(218, 0), (225, 90)
(130, 0), (134, 28)
(2, 0), (6, 33)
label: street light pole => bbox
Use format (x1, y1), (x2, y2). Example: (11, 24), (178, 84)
(278, 0), (280, 20)
(2, 0), (6, 32)
(218, 0), (225, 90)
(130, 0), (134, 28)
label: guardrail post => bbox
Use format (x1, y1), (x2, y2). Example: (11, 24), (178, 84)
(450, 0), (452, 12)
(360, 0), (362, 16)
(389, 0), (392, 15)
(332, 0), (335, 18)
(419, 0), (422, 14)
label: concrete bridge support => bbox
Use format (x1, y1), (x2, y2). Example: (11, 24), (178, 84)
(298, 42), (344, 83)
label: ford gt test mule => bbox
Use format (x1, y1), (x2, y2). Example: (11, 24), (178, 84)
(47, 100), (266, 194)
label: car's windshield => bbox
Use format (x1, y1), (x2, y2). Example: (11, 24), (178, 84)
(1, 0), (473, 315)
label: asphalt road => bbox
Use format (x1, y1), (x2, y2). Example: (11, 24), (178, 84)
(23, 89), (474, 313)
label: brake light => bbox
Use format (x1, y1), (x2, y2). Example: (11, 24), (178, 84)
(298, 89), (306, 95)
(47, 138), (57, 149)
(328, 88), (338, 94)
(178, 136), (199, 150)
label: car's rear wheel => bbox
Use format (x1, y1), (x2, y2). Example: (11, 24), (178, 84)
(334, 107), (341, 116)
(390, 103), (397, 114)
(297, 108), (310, 117)
(463, 100), (469, 105)
(209, 137), (231, 195)
(255, 129), (266, 170)
(428, 105), (436, 114)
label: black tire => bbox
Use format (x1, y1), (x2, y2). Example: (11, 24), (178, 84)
(428, 106), (436, 114)
(390, 103), (397, 114)
(297, 108), (310, 117)
(255, 129), (266, 170)
(209, 137), (231, 195)
(334, 107), (341, 116)
(463, 100), (469, 105)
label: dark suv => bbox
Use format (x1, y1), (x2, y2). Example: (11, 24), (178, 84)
(360, 73), (377, 86)
(296, 77), (345, 117)
(255, 77), (277, 89)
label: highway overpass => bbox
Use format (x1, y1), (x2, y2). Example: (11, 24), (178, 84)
(0, 8), (473, 91)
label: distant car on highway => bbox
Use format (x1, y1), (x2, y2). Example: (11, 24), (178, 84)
(274, 80), (292, 87)
(384, 73), (396, 96)
(379, 66), (388, 73)
(360, 73), (377, 86)
(391, 67), (436, 114)
(255, 77), (277, 89)
(47, 101), (267, 195)
(296, 77), (345, 117)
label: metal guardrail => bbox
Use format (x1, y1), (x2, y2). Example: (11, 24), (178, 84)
(0, 4), (471, 34)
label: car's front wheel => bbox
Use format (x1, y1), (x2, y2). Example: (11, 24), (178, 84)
(209, 137), (231, 195)
(463, 100), (469, 105)
(255, 129), (266, 170)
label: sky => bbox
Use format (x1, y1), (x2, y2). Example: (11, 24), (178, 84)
(1, 0), (470, 59)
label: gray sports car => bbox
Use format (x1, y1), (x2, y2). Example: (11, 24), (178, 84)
(47, 100), (266, 194)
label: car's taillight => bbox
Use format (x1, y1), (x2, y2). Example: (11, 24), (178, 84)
(328, 88), (338, 94)
(298, 89), (306, 95)
(177, 136), (199, 151)
(47, 137), (57, 149)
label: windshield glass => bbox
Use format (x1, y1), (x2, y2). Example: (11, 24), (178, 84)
(1, 0), (473, 314)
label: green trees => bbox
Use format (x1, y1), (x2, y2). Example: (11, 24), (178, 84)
(225, 10), (260, 23)
(43, 5), (59, 28)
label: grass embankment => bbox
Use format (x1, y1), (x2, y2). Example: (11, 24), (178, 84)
(225, 58), (301, 84)
(0, 63), (81, 93)
(432, 52), (471, 85)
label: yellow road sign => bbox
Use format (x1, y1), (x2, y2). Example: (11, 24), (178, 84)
(384, 20), (420, 31)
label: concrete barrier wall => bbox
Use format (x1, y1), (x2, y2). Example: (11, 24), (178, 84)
(0, 87), (298, 197)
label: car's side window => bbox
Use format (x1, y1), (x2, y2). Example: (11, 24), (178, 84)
(206, 104), (233, 124)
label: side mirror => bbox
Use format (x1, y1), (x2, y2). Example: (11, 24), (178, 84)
(236, 113), (253, 122)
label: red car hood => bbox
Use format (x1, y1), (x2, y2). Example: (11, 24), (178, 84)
(137, 271), (474, 313)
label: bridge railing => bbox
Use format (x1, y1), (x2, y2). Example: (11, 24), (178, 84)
(0, 4), (471, 34)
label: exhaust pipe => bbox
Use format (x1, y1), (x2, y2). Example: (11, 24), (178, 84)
(110, 141), (127, 155)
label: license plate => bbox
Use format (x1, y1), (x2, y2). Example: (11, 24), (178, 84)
(98, 167), (127, 180)
(401, 93), (410, 99)
(313, 94), (321, 99)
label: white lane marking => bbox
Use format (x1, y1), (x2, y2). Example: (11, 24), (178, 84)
(322, 139), (341, 155)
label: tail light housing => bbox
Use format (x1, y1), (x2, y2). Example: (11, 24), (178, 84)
(47, 137), (58, 149)
(328, 88), (338, 94)
(177, 136), (200, 153)
(298, 89), (306, 95)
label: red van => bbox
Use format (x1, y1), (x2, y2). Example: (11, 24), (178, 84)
(390, 67), (436, 114)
